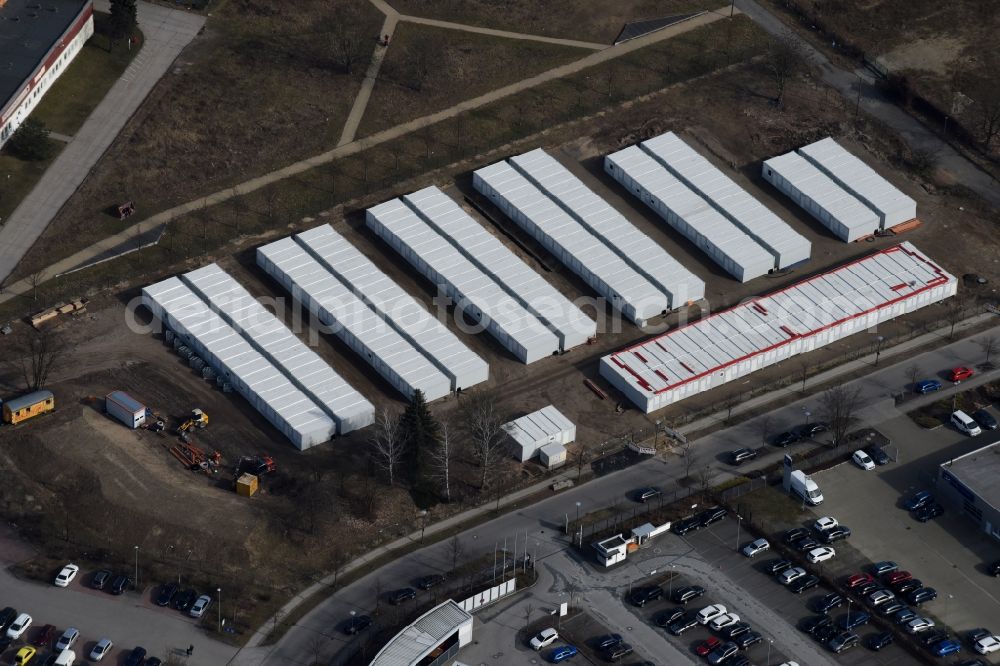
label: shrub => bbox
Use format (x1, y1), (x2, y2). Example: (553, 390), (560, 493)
(5, 118), (54, 161)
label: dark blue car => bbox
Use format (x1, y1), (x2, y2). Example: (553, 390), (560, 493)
(904, 490), (934, 511)
(931, 638), (962, 656)
(838, 611), (870, 630)
(549, 645), (578, 663)
(916, 379), (941, 394)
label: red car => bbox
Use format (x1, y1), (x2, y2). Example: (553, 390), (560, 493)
(696, 636), (722, 657)
(884, 570), (912, 585)
(33, 624), (56, 647)
(950, 367), (974, 382)
(845, 572), (874, 588)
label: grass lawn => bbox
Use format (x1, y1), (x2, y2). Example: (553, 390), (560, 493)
(357, 23), (590, 137)
(389, 0), (725, 44)
(0, 149), (63, 235)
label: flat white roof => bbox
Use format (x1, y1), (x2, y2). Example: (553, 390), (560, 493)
(369, 600), (473, 666)
(502, 405), (574, 448)
(507, 148), (704, 305)
(602, 242), (955, 399)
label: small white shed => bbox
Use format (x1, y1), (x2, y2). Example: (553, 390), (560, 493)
(539, 443), (567, 469)
(503, 405), (576, 462)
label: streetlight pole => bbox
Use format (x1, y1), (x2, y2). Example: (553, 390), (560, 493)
(735, 514), (743, 551)
(874, 335), (885, 366)
(668, 564), (676, 600)
(766, 638), (773, 666)
(133, 546), (139, 591)
(217, 586), (222, 633)
(846, 598), (852, 627)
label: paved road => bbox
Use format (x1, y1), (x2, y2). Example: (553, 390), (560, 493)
(0, 0), (204, 282)
(736, 0), (1000, 212)
(0, 527), (236, 664)
(233, 325), (1000, 665)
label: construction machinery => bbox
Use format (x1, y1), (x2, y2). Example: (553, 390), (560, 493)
(169, 442), (221, 473)
(235, 454), (275, 478)
(176, 409), (208, 435)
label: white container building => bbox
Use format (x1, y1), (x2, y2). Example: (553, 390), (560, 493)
(604, 146), (774, 282)
(539, 443), (567, 469)
(601, 242), (957, 413)
(105, 390), (146, 429)
(502, 405), (576, 462)
(180, 263), (375, 434)
(256, 239), (452, 402)
(797, 137), (917, 229)
(640, 133), (811, 269)
(474, 160), (668, 326)
(506, 148), (705, 307)
(762, 151), (880, 242)
(366, 198), (560, 364)
(401, 186), (596, 350)
(141, 277), (338, 449)
(292, 224), (489, 392)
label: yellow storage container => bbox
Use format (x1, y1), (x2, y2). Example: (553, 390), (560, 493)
(3, 390), (55, 425)
(236, 473), (258, 497)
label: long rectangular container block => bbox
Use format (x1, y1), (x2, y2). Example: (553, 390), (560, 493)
(639, 133), (811, 269)
(141, 277), (337, 448)
(502, 404), (576, 462)
(600, 242), (956, 413)
(473, 160), (668, 326)
(504, 149), (705, 306)
(366, 198), (560, 364)
(604, 146), (774, 282)
(401, 186), (596, 350)
(762, 151), (880, 242)
(179, 263), (375, 434)
(292, 224), (489, 392)
(797, 137), (916, 228)
(256, 239), (452, 402)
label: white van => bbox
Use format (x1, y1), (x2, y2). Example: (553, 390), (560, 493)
(54, 649), (76, 666)
(951, 410), (982, 436)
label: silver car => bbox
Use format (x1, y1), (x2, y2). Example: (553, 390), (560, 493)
(189, 594), (212, 618)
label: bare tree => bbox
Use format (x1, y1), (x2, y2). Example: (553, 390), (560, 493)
(428, 419), (455, 502)
(464, 390), (507, 490)
(698, 465), (713, 500)
(307, 633), (327, 666)
(17, 327), (63, 391)
(978, 335), (998, 364)
(798, 360), (809, 393)
(723, 394), (740, 424)
(523, 602), (534, 628)
(369, 408), (403, 486)
(967, 68), (1000, 150)
(818, 385), (863, 448)
(757, 414), (773, 446)
(27, 269), (45, 302)
(763, 34), (802, 107)
(320, 5), (371, 76)
(449, 535), (463, 572)
(946, 296), (970, 339)
(904, 363), (922, 395)
(574, 445), (590, 479)
(678, 439), (696, 480)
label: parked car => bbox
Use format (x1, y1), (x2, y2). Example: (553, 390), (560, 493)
(972, 409), (998, 430)
(709, 613), (741, 631)
(635, 487), (661, 503)
(868, 631), (894, 651)
(828, 631), (859, 653)
(765, 559), (792, 575)
(53, 564), (79, 588)
(389, 588), (416, 605)
(13, 647), (36, 666)
(697, 604), (728, 625)
(721, 621), (752, 639)
(919, 630), (950, 647)
(794, 537), (820, 552)
(698, 507), (727, 526)
(91, 570), (112, 590)
(802, 615), (833, 637)
(790, 574), (820, 594)
(672, 518), (702, 536)
(671, 585), (705, 604)
(33, 624), (55, 648)
(343, 615), (373, 635)
(908, 587), (938, 605)
(189, 594), (213, 618)
(974, 635), (1000, 654)
(156, 582), (179, 606)
(884, 571), (913, 585)
(856, 581), (880, 596)
(891, 578), (922, 595)
(906, 617), (936, 633)
(742, 538), (770, 557)
(784, 528), (810, 544)
(89, 639), (114, 662)
(915, 379), (942, 394)
(852, 450), (876, 470)
(695, 636), (722, 656)
(839, 611), (870, 630)
(707, 641), (739, 666)
(123, 647), (147, 666)
(416, 574), (445, 590)
(798, 422), (829, 438)
(914, 503), (945, 522)
(772, 431), (800, 447)
(820, 526), (851, 543)
(870, 561), (899, 576)
(877, 601), (905, 617)
(730, 448), (757, 465)
(895, 608), (918, 625)
(932, 638), (963, 657)
(808, 547), (836, 564)
(654, 607), (686, 627)
(867, 589), (895, 606)
(629, 586), (662, 607)
(601, 642), (632, 661)
(738, 631), (763, 648)
(951, 366), (975, 382)
(779, 567), (807, 585)
(813, 593), (844, 613)
(904, 491), (934, 512)
(813, 516), (839, 532)
(595, 634), (623, 651)
(951, 409), (982, 436)
(530, 628), (560, 651)
(667, 612), (699, 635)
(172, 588), (197, 611)
(548, 645), (577, 663)
(54, 628), (79, 651)
(990, 560), (1000, 577)
(110, 574), (129, 595)
(865, 446), (891, 465)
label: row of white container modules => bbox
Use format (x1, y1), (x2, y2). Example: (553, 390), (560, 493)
(604, 145), (775, 282)
(366, 198), (561, 364)
(798, 137), (916, 228)
(141, 277), (344, 449)
(180, 264), (375, 436)
(474, 159), (668, 327)
(762, 151), (880, 242)
(291, 224), (489, 392)
(640, 132), (811, 270)
(506, 148), (705, 308)
(600, 242), (957, 413)
(257, 237), (454, 402)
(401, 186), (596, 350)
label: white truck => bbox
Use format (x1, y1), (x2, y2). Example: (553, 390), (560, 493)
(790, 470), (824, 505)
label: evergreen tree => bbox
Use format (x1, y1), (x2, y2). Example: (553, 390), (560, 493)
(399, 389), (440, 491)
(109, 0), (138, 42)
(6, 118), (53, 161)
